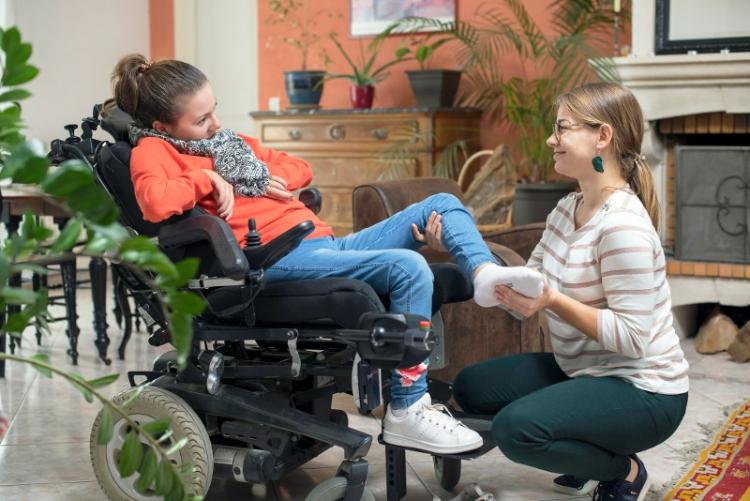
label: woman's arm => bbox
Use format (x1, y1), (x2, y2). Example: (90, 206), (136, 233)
(242, 135), (313, 191)
(496, 224), (658, 359)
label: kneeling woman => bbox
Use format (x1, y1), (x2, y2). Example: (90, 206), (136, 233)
(453, 83), (688, 501)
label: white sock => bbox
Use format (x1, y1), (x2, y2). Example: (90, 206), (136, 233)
(473, 264), (544, 308)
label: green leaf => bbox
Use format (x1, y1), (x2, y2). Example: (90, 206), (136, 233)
(164, 436), (188, 456)
(169, 312), (193, 367)
(6, 42), (32, 68)
(4, 310), (31, 332)
(155, 459), (175, 495)
(157, 258), (199, 288)
(166, 291), (205, 316)
(121, 384), (147, 408)
(2, 286), (38, 304)
(140, 417), (171, 437)
(118, 430), (144, 478)
(64, 184), (120, 225)
(134, 448), (158, 494)
(1, 26), (20, 52)
(13, 154), (48, 183)
(415, 45), (429, 62)
(87, 373), (119, 389)
(164, 475), (184, 501)
(40, 160), (94, 197)
(69, 373), (94, 403)
(0, 89), (31, 102)
(96, 407), (113, 445)
(2, 64), (40, 86)
(50, 218), (82, 252)
(0, 254), (9, 287)
(29, 353), (52, 378)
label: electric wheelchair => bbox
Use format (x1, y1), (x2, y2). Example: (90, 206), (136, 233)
(52, 105), (498, 500)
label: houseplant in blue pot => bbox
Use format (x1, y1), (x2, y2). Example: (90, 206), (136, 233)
(266, 0), (336, 108)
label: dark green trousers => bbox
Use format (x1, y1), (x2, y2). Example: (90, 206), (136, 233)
(452, 353), (688, 481)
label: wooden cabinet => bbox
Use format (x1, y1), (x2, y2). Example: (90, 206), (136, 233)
(250, 108), (481, 235)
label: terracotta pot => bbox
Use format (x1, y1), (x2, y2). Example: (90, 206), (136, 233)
(351, 85), (375, 109)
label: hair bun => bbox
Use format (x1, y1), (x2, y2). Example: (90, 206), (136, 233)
(136, 61), (152, 75)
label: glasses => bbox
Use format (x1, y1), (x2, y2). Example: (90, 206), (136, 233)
(552, 120), (598, 143)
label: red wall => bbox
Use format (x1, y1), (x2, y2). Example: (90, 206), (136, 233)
(257, 0), (628, 147)
(149, 0), (174, 60)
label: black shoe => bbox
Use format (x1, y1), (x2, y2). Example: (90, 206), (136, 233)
(592, 455), (650, 501)
(552, 475), (597, 495)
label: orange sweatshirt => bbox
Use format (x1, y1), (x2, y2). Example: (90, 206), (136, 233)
(130, 134), (333, 245)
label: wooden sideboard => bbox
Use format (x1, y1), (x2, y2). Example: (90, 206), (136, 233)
(250, 108), (481, 236)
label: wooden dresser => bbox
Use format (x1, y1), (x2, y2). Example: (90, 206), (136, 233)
(249, 108), (481, 235)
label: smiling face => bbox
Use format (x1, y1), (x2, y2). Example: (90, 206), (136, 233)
(546, 106), (603, 180)
(153, 82), (221, 140)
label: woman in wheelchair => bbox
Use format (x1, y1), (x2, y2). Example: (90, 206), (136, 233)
(452, 83), (689, 501)
(111, 53), (545, 456)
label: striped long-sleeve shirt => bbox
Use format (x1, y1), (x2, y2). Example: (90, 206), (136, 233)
(528, 188), (689, 394)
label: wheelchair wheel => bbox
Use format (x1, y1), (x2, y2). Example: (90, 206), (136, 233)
(433, 455), (461, 490)
(90, 386), (213, 500)
(305, 476), (375, 501)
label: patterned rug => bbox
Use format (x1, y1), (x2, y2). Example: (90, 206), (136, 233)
(663, 399), (750, 500)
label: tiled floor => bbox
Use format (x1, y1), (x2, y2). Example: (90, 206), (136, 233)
(1, 290), (748, 501)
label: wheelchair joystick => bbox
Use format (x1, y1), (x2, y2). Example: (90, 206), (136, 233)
(244, 219), (262, 248)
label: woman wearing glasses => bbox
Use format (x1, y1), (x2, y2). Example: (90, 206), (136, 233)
(452, 83), (688, 501)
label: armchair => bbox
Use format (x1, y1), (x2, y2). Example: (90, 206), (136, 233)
(352, 177), (548, 382)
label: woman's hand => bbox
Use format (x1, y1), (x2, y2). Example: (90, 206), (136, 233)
(204, 170), (234, 219)
(265, 175), (294, 201)
(494, 281), (557, 319)
(411, 211), (447, 252)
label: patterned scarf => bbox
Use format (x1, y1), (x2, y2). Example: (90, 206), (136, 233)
(128, 126), (269, 197)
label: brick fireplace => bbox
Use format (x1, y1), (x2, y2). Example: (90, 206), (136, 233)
(605, 0), (750, 337)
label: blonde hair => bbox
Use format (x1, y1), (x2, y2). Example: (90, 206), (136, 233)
(555, 82), (660, 230)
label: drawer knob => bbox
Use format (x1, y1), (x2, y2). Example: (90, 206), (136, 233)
(371, 128), (388, 140)
(330, 125), (346, 140)
(288, 129), (302, 141)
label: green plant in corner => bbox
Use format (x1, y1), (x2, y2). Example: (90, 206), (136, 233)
(0, 26), (205, 500)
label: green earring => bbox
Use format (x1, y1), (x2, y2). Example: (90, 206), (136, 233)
(592, 152), (604, 173)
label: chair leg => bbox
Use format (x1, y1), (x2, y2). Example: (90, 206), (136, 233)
(112, 265), (123, 329)
(32, 272), (43, 345)
(114, 272), (132, 361)
(89, 257), (111, 365)
(60, 261), (79, 365)
(7, 273), (22, 354)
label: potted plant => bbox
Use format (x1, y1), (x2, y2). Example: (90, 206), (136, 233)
(457, 0), (617, 224)
(388, 17), (464, 108)
(265, 0), (337, 108)
(326, 27), (413, 109)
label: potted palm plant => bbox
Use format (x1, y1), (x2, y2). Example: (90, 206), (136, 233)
(459, 0), (617, 224)
(265, 0), (337, 108)
(326, 27), (413, 109)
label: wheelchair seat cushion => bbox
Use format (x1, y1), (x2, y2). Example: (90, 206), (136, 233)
(206, 277), (385, 328)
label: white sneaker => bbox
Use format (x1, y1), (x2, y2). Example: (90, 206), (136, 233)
(383, 394), (483, 454)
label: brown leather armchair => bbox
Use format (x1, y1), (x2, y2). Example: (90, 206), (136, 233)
(352, 177), (548, 382)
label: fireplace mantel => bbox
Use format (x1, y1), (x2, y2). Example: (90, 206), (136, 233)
(607, 53), (750, 120)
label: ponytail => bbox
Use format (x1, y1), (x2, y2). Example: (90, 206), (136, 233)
(628, 155), (660, 231)
(111, 53), (207, 128)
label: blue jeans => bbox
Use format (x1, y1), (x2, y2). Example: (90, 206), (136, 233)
(265, 193), (495, 408)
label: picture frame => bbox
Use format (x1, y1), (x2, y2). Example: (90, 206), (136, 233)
(655, 0), (750, 55)
(350, 0), (456, 37)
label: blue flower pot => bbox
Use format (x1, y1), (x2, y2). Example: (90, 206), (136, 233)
(283, 70), (326, 107)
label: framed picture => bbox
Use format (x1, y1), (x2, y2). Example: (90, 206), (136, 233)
(655, 0), (750, 54)
(350, 0), (456, 37)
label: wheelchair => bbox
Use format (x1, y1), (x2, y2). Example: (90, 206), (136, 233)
(52, 105), (498, 500)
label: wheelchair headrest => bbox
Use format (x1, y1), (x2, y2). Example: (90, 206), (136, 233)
(100, 105), (134, 143)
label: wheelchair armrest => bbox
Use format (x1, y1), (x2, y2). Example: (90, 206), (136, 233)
(243, 220), (315, 270)
(299, 187), (322, 215)
(158, 214), (249, 280)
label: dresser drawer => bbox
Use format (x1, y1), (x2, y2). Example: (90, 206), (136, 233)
(260, 119), (422, 148)
(307, 155), (417, 187)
